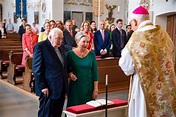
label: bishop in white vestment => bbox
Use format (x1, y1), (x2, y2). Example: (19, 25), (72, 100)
(119, 6), (176, 117)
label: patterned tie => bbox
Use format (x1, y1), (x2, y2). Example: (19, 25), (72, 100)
(70, 31), (73, 37)
(101, 30), (104, 41)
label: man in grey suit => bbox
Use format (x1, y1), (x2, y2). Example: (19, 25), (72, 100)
(33, 28), (68, 117)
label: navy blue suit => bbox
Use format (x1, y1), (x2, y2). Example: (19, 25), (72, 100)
(33, 39), (68, 117)
(62, 29), (77, 52)
(94, 30), (111, 58)
(112, 28), (127, 57)
(18, 25), (25, 41)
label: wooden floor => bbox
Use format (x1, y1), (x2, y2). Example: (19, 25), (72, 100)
(0, 78), (128, 117)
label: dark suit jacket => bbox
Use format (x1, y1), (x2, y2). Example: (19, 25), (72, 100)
(126, 30), (134, 41)
(72, 25), (78, 32)
(112, 28), (127, 57)
(62, 29), (77, 52)
(18, 25), (26, 41)
(94, 30), (111, 57)
(40, 27), (45, 32)
(32, 39), (68, 99)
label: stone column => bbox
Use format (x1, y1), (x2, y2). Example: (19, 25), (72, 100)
(50, 0), (64, 21)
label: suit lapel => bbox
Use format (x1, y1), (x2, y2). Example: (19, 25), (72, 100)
(45, 39), (61, 63)
(121, 29), (126, 44)
(98, 30), (104, 41)
(104, 31), (108, 41)
(116, 28), (120, 35)
(115, 28), (121, 43)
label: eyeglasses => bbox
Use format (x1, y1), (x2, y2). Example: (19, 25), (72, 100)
(54, 37), (63, 41)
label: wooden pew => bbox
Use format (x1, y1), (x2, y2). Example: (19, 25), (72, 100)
(97, 58), (130, 93)
(0, 41), (21, 46)
(0, 39), (22, 77)
(0, 37), (21, 47)
(0, 40), (21, 46)
(0, 38), (20, 41)
(0, 49), (23, 79)
(7, 51), (24, 85)
(23, 56), (34, 92)
(6, 33), (20, 40)
(0, 46), (22, 50)
(0, 49), (23, 60)
(0, 39), (20, 41)
(0, 60), (9, 79)
(0, 34), (22, 79)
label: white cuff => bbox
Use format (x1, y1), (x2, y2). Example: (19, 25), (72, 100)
(104, 49), (107, 52)
(24, 48), (28, 51)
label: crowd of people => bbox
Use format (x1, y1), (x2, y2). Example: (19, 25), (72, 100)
(2, 5), (176, 117)
(30, 17), (131, 117)
(1, 15), (133, 59)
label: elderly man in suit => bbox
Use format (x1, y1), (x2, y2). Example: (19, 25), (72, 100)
(33, 28), (68, 117)
(63, 20), (77, 52)
(112, 19), (127, 57)
(94, 20), (111, 58)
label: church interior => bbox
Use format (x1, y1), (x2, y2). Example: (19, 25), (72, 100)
(0, 0), (176, 117)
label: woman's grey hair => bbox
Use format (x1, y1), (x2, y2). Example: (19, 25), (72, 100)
(75, 31), (88, 44)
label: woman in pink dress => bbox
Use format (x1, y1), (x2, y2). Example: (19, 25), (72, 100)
(22, 24), (38, 65)
(80, 21), (94, 51)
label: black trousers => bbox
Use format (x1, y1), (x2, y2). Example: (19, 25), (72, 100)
(38, 89), (65, 117)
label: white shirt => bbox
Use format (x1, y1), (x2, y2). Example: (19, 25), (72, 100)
(5, 22), (14, 30)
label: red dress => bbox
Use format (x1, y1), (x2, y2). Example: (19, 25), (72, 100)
(85, 32), (94, 50)
(22, 32), (38, 65)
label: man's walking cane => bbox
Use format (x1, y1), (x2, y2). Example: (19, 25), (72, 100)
(42, 94), (48, 117)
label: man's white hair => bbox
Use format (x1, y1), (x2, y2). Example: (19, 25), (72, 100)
(129, 13), (150, 23)
(48, 28), (63, 38)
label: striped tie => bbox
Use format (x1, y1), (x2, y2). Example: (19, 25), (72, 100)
(70, 31), (73, 37)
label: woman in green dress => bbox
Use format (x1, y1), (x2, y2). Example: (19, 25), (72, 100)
(67, 31), (99, 107)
